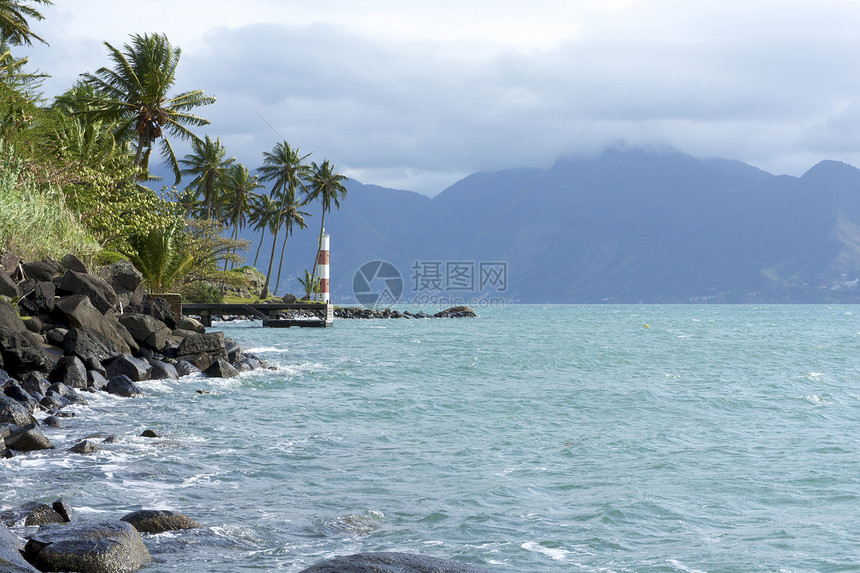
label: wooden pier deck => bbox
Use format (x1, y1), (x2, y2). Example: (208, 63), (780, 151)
(181, 302), (334, 328)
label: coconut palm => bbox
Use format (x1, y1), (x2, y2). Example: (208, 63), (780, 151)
(221, 163), (263, 270)
(306, 160), (347, 297)
(256, 141), (310, 298)
(81, 33), (215, 183)
(248, 193), (277, 268)
(0, 0), (51, 47)
(179, 135), (233, 218)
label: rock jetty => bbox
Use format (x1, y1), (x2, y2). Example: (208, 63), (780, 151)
(335, 305), (477, 319)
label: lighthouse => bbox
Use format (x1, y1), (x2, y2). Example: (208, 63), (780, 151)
(318, 230), (330, 303)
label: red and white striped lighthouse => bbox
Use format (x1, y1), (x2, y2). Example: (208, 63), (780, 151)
(318, 230), (330, 303)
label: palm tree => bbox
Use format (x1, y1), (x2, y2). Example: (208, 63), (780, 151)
(122, 220), (194, 293)
(306, 160), (347, 296)
(179, 135), (233, 218)
(273, 199), (309, 296)
(256, 141), (310, 298)
(221, 163), (262, 270)
(174, 187), (204, 220)
(0, 0), (51, 47)
(81, 33), (215, 183)
(248, 193), (277, 268)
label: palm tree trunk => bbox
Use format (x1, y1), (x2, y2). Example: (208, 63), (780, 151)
(253, 227), (266, 267)
(261, 224), (280, 298)
(274, 223), (290, 297)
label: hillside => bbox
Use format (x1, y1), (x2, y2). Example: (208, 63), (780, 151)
(248, 147), (860, 303)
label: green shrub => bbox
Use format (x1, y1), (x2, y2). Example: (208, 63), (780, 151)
(182, 282), (223, 304)
(93, 250), (127, 266)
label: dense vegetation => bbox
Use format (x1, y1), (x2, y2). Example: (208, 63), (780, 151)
(0, 1), (347, 300)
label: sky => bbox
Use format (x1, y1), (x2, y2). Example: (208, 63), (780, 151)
(18, 0), (860, 196)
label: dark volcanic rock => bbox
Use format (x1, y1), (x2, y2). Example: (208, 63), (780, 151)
(63, 325), (127, 363)
(0, 269), (21, 299)
(0, 301), (26, 333)
(21, 258), (63, 282)
(135, 295), (177, 330)
(104, 375), (143, 398)
(87, 369), (109, 391)
(0, 395), (35, 426)
(49, 356), (88, 389)
(24, 520), (150, 573)
(69, 439), (99, 454)
(98, 260), (145, 308)
(42, 415), (63, 427)
(104, 355), (151, 382)
(120, 509), (202, 533)
(202, 358), (239, 379)
(4, 383), (37, 410)
(146, 358), (178, 380)
(297, 552), (501, 573)
(55, 295), (135, 356)
(173, 360), (200, 377)
(174, 331), (227, 370)
(0, 522), (38, 572)
(32, 281), (56, 313)
(22, 503), (64, 526)
(60, 253), (89, 274)
(55, 270), (117, 314)
(118, 313), (171, 351)
(52, 499), (77, 522)
(6, 423), (52, 452)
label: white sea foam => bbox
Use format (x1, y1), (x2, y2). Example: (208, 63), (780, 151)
(521, 541), (570, 560)
(667, 559), (708, 573)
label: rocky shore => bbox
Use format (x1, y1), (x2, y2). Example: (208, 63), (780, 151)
(0, 254), (270, 572)
(335, 305), (477, 319)
(0, 255), (488, 572)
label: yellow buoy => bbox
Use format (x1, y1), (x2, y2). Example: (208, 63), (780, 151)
(644, 324), (650, 328)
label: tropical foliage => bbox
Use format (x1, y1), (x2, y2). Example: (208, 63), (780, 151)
(81, 33), (215, 182)
(1, 13), (349, 302)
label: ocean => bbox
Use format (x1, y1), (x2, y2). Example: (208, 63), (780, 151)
(3, 305), (859, 572)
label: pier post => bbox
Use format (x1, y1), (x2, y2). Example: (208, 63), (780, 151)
(318, 230), (330, 304)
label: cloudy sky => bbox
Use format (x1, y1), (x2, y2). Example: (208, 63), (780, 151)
(19, 0), (860, 195)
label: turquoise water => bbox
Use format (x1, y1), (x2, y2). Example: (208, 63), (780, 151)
(3, 305), (859, 571)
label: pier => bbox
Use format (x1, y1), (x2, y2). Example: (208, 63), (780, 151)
(181, 302), (334, 328)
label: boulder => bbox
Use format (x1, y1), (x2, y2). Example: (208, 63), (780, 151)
(0, 330), (55, 375)
(5, 423), (53, 452)
(104, 355), (151, 382)
(202, 359), (239, 379)
(0, 522), (38, 572)
(104, 375), (143, 398)
(69, 439), (99, 454)
(52, 499), (77, 522)
(55, 295), (135, 357)
(135, 295), (177, 330)
(120, 509), (202, 534)
(0, 395), (35, 426)
(173, 360), (200, 377)
(97, 260), (144, 308)
(146, 358), (178, 381)
(174, 331), (227, 368)
(63, 325), (126, 363)
(32, 281), (56, 313)
(49, 356), (88, 390)
(22, 503), (64, 526)
(434, 306), (478, 318)
(54, 270), (118, 314)
(297, 553), (501, 573)
(42, 415), (63, 427)
(87, 369), (109, 391)
(118, 314), (171, 351)
(59, 254), (89, 274)
(0, 300), (26, 334)
(139, 429), (161, 438)
(24, 520), (150, 573)
(22, 317), (41, 334)
(20, 374), (48, 397)
(4, 383), (37, 411)
(21, 259), (63, 282)
(175, 316), (205, 334)
(0, 270), (20, 299)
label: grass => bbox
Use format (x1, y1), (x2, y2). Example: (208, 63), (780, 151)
(0, 148), (99, 262)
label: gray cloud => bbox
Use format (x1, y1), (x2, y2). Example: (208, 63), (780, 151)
(17, 1), (860, 194)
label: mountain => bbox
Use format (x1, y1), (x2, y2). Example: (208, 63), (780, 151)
(243, 146), (860, 303)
